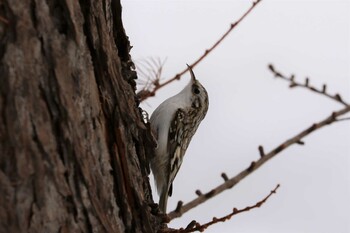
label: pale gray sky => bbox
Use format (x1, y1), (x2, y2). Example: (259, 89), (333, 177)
(122, 1), (350, 232)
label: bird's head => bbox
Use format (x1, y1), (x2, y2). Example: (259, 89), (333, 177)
(179, 65), (209, 117)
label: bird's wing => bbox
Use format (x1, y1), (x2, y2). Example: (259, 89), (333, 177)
(167, 108), (187, 196)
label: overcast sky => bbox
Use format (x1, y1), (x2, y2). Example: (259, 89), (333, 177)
(122, 1), (350, 232)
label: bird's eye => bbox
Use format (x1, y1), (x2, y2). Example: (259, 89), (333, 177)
(193, 86), (200, 94)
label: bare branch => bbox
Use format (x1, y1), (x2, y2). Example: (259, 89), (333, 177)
(164, 185), (280, 233)
(137, 0), (262, 101)
(168, 100), (350, 220)
(268, 64), (350, 106)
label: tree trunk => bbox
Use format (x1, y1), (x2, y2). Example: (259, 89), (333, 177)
(0, 1), (158, 232)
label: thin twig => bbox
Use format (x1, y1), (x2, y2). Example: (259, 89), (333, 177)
(135, 57), (167, 94)
(336, 117), (350, 122)
(164, 185), (280, 233)
(268, 64), (349, 106)
(137, 0), (262, 101)
(168, 103), (350, 220)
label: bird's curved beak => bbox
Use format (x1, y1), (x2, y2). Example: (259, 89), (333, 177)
(186, 64), (196, 82)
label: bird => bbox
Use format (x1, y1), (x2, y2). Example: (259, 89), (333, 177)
(150, 65), (209, 213)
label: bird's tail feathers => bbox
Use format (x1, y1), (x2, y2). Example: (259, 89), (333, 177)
(159, 189), (169, 213)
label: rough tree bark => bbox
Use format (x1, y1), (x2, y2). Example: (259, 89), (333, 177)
(0, 1), (159, 232)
